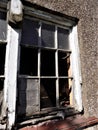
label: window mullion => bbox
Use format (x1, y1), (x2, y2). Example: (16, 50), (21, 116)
(55, 26), (59, 107)
(38, 22), (41, 111)
(38, 22), (41, 77)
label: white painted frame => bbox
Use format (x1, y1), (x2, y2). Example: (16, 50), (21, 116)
(4, 25), (21, 129)
(69, 26), (83, 111)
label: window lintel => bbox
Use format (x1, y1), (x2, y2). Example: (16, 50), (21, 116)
(23, 2), (78, 28)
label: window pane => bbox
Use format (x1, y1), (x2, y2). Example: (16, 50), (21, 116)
(40, 78), (56, 108)
(21, 19), (39, 46)
(17, 78), (40, 116)
(41, 49), (55, 76)
(58, 51), (70, 76)
(59, 78), (70, 106)
(41, 23), (55, 48)
(58, 27), (69, 49)
(0, 44), (6, 75)
(0, 11), (7, 40)
(20, 46), (38, 76)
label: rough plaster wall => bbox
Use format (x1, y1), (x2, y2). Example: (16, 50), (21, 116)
(25, 0), (98, 119)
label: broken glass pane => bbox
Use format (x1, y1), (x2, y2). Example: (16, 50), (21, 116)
(59, 78), (70, 106)
(58, 51), (70, 76)
(20, 46), (38, 76)
(41, 49), (55, 76)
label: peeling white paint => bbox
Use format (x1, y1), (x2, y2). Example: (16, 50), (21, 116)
(4, 25), (21, 129)
(69, 26), (83, 111)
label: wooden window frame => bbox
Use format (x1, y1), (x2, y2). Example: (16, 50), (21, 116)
(17, 7), (83, 117)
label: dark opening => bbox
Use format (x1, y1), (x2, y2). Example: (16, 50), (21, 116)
(40, 78), (56, 108)
(20, 46), (38, 76)
(41, 49), (55, 76)
(21, 18), (39, 46)
(0, 44), (6, 75)
(0, 79), (4, 115)
(59, 78), (70, 106)
(58, 51), (69, 76)
(0, 79), (4, 91)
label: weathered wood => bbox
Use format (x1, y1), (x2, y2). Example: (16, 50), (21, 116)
(69, 26), (82, 111)
(9, 0), (23, 23)
(4, 25), (21, 129)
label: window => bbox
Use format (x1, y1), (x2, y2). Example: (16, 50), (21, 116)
(17, 16), (73, 117)
(17, 8), (82, 118)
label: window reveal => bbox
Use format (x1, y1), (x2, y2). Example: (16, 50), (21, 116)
(17, 18), (72, 117)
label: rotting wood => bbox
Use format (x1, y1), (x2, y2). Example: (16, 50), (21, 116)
(17, 115), (98, 130)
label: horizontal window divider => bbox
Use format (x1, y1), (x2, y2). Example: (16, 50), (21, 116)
(18, 75), (39, 79)
(0, 40), (7, 44)
(0, 75), (5, 78)
(58, 49), (72, 53)
(40, 76), (73, 79)
(40, 47), (56, 50)
(59, 76), (73, 79)
(20, 44), (72, 53)
(20, 43), (38, 48)
(40, 76), (57, 79)
(20, 43), (57, 50)
(18, 75), (73, 79)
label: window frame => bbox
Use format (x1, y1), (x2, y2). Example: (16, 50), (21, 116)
(17, 6), (83, 117)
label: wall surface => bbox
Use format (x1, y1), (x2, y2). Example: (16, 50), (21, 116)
(25, 0), (98, 118)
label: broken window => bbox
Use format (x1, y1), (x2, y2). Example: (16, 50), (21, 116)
(17, 16), (74, 118)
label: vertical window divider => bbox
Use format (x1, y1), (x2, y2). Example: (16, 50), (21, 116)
(38, 21), (41, 77)
(38, 21), (41, 110)
(55, 26), (59, 107)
